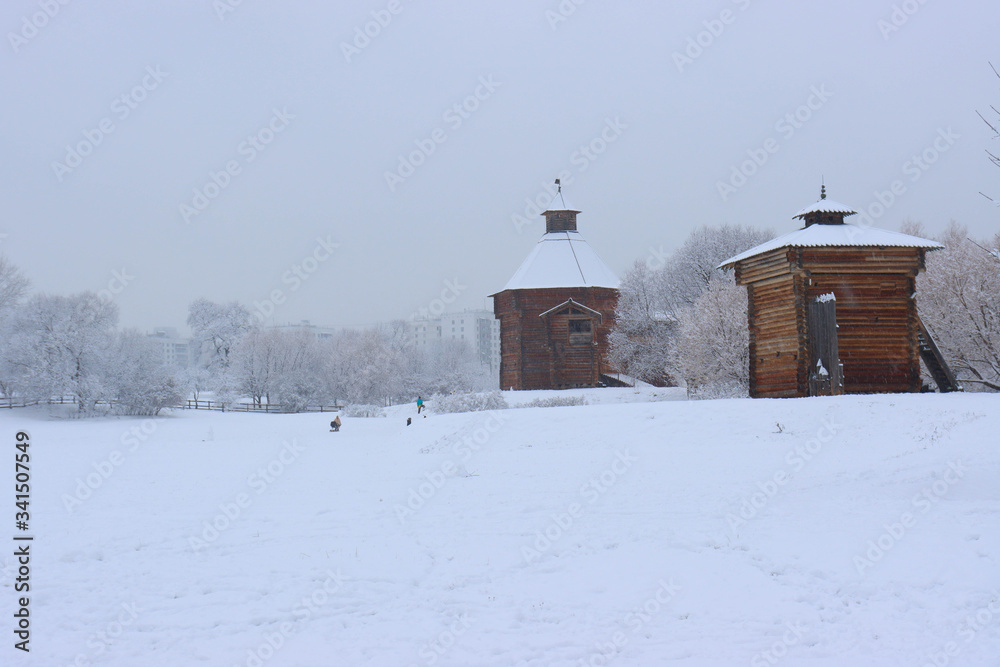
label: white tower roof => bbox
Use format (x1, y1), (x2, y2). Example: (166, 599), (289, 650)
(501, 231), (619, 291)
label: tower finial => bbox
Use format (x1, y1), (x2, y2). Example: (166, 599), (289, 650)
(820, 179), (826, 200)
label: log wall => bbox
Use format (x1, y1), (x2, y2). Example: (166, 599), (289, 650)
(493, 287), (618, 391)
(737, 244), (926, 397)
(747, 276), (805, 398)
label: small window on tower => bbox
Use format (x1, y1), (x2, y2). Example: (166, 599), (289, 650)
(568, 319), (592, 345)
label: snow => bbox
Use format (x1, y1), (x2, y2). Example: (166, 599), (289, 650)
(499, 231), (620, 291)
(816, 292), (836, 303)
(792, 199), (858, 218)
(4, 392), (1000, 666)
(719, 224), (945, 268)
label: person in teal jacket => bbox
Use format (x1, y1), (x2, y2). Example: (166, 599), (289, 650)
(416, 396), (425, 414)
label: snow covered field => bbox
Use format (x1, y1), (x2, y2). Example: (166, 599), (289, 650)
(3, 390), (999, 666)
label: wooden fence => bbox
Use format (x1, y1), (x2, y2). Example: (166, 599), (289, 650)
(0, 396), (105, 409)
(0, 396), (342, 414)
(183, 400), (343, 413)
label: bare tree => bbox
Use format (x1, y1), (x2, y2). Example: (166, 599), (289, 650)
(917, 221), (1000, 391)
(0, 255), (29, 315)
(978, 62), (1000, 205)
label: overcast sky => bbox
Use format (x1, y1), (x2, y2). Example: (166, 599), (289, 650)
(1, 0), (997, 333)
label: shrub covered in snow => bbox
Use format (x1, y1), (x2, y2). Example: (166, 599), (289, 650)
(342, 404), (386, 418)
(522, 395), (587, 408)
(429, 391), (508, 414)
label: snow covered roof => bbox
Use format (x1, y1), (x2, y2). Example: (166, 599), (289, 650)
(499, 231), (620, 291)
(719, 224), (944, 268)
(792, 198), (857, 218)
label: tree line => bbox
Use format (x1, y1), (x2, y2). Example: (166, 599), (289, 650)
(0, 259), (494, 415)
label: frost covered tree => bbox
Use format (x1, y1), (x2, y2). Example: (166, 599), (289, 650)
(321, 321), (494, 406)
(916, 221), (1000, 391)
(178, 365), (212, 401)
(671, 273), (750, 397)
(0, 255), (30, 397)
(608, 260), (676, 385)
(104, 330), (184, 415)
(0, 255), (29, 315)
(186, 298), (252, 373)
(186, 298), (252, 399)
(231, 328), (330, 410)
(4, 292), (118, 410)
(332, 325), (409, 405)
(610, 224), (772, 386)
(413, 338), (495, 396)
(661, 224), (775, 311)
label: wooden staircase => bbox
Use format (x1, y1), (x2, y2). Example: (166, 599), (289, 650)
(916, 317), (963, 393)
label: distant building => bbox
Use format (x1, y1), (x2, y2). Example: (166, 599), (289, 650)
(269, 320), (338, 341)
(147, 327), (192, 368)
(410, 310), (501, 375)
(491, 187), (620, 390)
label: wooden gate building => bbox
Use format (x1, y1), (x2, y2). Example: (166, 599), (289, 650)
(492, 190), (619, 390)
(719, 188), (954, 398)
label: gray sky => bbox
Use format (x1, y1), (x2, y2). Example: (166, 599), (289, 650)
(1, 0), (997, 333)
